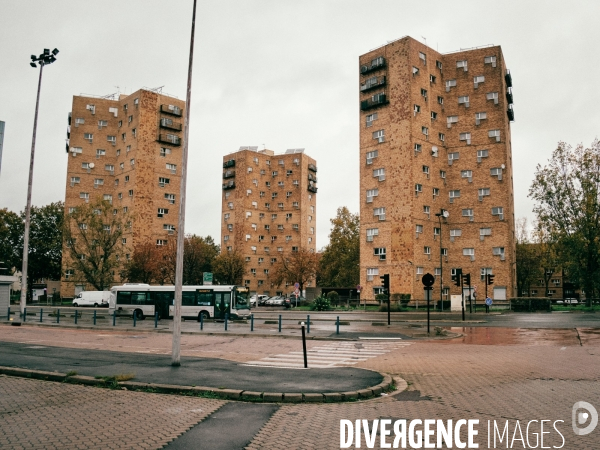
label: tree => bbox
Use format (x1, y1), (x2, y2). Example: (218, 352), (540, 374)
(0, 208), (24, 273)
(212, 250), (246, 285)
(529, 140), (600, 304)
(25, 202), (64, 283)
(161, 235), (220, 284)
(123, 242), (165, 284)
(515, 218), (541, 297)
(271, 248), (318, 292)
(63, 199), (128, 291)
(317, 207), (360, 287)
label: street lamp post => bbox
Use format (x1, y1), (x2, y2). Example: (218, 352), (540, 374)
(435, 209), (448, 312)
(20, 48), (59, 317)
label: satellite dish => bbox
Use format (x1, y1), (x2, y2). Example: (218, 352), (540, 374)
(443, 210), (449, 218)
(89, 163), (95, 169)
(501, 164), (505, 169)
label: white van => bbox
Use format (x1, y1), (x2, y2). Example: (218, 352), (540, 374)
(72, 291), (111, 307)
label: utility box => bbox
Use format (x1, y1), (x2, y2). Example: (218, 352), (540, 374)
(0, 276), (18, 318)
(450, 295), (462, 312)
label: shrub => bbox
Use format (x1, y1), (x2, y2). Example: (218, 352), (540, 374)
(375, 293), (388, 304)
(311, 296), (331, 311)
(378, 303), (402, 312)
(326, 291), (340, 306)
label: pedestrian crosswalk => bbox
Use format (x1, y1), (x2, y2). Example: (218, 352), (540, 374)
(242, 340), (411, 369)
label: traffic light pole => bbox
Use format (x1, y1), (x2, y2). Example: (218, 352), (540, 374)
(469, 278), (472, 314)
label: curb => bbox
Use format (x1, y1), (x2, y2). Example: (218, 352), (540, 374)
(0, 366), (396, 404)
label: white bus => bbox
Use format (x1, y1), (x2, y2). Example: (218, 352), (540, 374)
(109, 284), (250, 321)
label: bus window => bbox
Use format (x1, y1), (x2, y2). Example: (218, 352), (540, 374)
(117, 291), (132, 304)
(235, 287), (250, 310)
(197, 289), (214, 306)
(131, 291), (148, 305)
(182, 291), (196, 306)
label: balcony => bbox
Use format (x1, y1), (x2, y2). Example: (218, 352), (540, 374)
(504, 70), (512, 88)
(161, 104), (183, 117)
(361, 94), (389, 111)
(223, 159), (235, 169)
(308, 163), (317, 173)
(223, 170), (235, 179)
(307, 185), (318, 193)
(308, 173), (317, 182)
(360, 57), (386, 75)
(160, 118), (182, 131)
(360, 76), (386, 92)
(507, 105), (515, 122)
(222, 181), (235, 190)
(158, 134), (181, 146)
(506, 87), (513, 104)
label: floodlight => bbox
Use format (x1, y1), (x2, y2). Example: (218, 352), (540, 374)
(43, 48), (50, 55)
(52, 48), (59, 55)
(30, 62), (37, 68)
(31, 55), (36, 60)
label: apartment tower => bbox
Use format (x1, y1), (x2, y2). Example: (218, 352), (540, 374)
(61, 88), (185, 296)
(359, 36), (516, 302)
(221, 147), (317, 295)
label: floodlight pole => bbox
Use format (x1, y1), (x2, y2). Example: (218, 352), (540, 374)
(172, 0), (197, 366)
(19, 62), (45, 317)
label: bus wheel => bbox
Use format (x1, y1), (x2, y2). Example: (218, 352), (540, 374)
(198, 311), (209, 322)
(134, 309), (144, 320)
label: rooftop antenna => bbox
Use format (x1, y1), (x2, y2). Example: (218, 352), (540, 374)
(114, 86), (120, 95)
(262, 144), (266, 149)
(422, 36), (427, 47)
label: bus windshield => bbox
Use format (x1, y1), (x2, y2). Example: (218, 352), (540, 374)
(235, 287), (250, 310)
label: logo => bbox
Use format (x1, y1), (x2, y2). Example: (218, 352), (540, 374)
(572, 401), (598, 436)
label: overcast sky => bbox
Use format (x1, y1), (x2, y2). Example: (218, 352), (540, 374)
(1, 0), (599, 249)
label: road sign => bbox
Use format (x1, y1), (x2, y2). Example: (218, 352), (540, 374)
(421, 273), (435, 287)
(356, 284), (362, 293)
(472, 291), (477, 298)
(294, 288), (300, 296)
(203, 272), (213, 285)
(294, 282), (300, 289)
(485, 297), (493, 306)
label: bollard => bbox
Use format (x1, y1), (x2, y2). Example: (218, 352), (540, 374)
(74, 310), (78, 325)
(200, 313), (203, 331)
(93, 310), (97, 326)
(133, 311), (137, 327)
(250, 314), (254, 332)
(278, 314), (282, 332)
(112, 310), (116, 326)
(307, 314), (310, 334)
(23, 308), (27, 322)
(154, 312), (158, 328)
(40, 308), (43, 323)
(301, 322), (308, 368)
(225, 313), (228, 331)
(57, 309), (60, 324)
(336, 316), (339, 335)
(7, 306), (9, 320)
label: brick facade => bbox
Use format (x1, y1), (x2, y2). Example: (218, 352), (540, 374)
(359, 37), (516, 302)
(221, 148), (317, 296)
(61, 89), (185, 297)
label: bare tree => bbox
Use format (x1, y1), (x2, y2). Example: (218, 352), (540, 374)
(271, 248), (318, 293)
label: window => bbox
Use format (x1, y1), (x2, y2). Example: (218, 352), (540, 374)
(431, 111), (437, 120)
(278, 202), (284, 209)
(271, 192), (278, 199)
(366, 228), (379, 242)
(458, 96), (470, 108)
(159, 177), (170, 187)
(80, 192), (89, 201)
(448, 152), (459, 165)
(463, 248), (475, 257)
(130, 159), (135, 166)
(433, 188), (440, 198)
(490, 167), (503, 180)
(437, 96), (443, 105)
(94, 178), (104, 188)
(424, 246), (431, 255)
(420, 88), (427, 99)
(277, 181), (284, 187)
(373, 168), (385, 181)
(493, 247), (505, 259)
(366, 113), (378, 127)
(412, 66), (420, 75)
(166, 163), (177, 173)
(373, 129), (385, 143)
(96, 149), (106, 157)
(286, 170), (293, 176)
(459, 132), (471, 145)
(272, 171), (278, 177)
(419, 51), (426, 64)
(123, 207), (128, 213)
(462, 209), (474, 220)
(116, 149), (120, 156)
(430, 74), (436, 84)
(456, 60), (468, 71)
(445, 79), (456, 92)
(265, 181), (271, 188)
(103, 194), (112, 204)
(422, 165), (430, 177)
(285, 235), (292, 242)
(75, 118), (85, 127)
(484, 55), (497, 67)
(366, 150), (378, 164)
(160, 147), (171, 157)
(480, 228), (492, 238)
(374, 207), (386, 221)
(449, 190), (461, 202)
(70, 177), (80, 186)
(84, 133), (93, 143)
(366, 189), (378, 203)
(157, 208), (168, 218)
(65, 269), (74, 279)
(286, 213), (293, 219)
(414, 104), (421, 114)
(486, 92), (499, 105)
(431, 146), (439, 157)
(415, 183), (423, 194)
(433, 227), (440, 236)
(450, 229), (462, 239)
(132, 128), (137, 138)
(473, 75), (485, 88)
(492, 207), (504, 219)
(366, 267), (379, 281)
(461, 170), (473, 180)
(414, 144), (422, 153)
(125, 175), (129, 182)
(121, 133), (126, 141)
(422, 126), (429, 137)
(489, 129), (501, 142)
(224, 213), (230, 221)
(126, 189), (132, 197)
(416, 224), (423, 234)
(440, 170), (446, 180)
(70, 147), (83, 155)
(447, 115), (458, 128)
(286, 191), (292, 198)
(292, 246), (299, 253)
(477, 149), (489, 162)
(416, 267), (424, 276)
(165, 193), (175, 204)
(475, 112), (487, 125)
(478, 188), (491, 200)
(374, 248), (386, 260)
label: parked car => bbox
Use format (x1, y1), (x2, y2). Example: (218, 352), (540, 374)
(284, 296), (306, 308)
(249, 294), (268, 307)
(258, 295), (270, 306)
(265, 296), (284, 306)
(72, 291), (111, 307)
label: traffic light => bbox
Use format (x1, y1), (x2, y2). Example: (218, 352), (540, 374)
(451, 269), (462, 287)
(380, 274), (390, 294)
(462, 273), (471, 285)
(486, 273), (495, 285)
